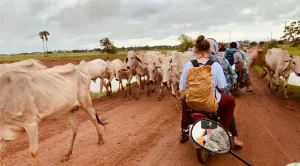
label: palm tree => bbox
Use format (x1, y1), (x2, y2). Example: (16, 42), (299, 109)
(39, 31), (50, 57)
(39, 31), (46, 56)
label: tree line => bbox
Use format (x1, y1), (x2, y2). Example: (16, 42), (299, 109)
(34, 20), (299, 56)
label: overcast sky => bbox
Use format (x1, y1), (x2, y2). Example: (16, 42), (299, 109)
(0, 0), (299, 54)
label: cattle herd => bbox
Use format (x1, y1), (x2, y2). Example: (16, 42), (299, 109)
(0, 47), (299, 166)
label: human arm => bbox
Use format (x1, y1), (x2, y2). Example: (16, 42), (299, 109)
(212, 63), (227, 92)
(179, 62), (192, 100)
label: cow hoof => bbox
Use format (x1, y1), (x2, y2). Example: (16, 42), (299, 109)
(129, 91), (132, 95)
(61, 156), (70, 162)
(147, 92), (150, 96)
(135, 95), (139, 100)
(158, 96), (162, 101)
(284, 95), (290, 99)
(151, 90), (155, 93)
(98, 139), (104, 145)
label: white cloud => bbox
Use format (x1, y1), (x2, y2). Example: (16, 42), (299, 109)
(0, 0), (299, 54)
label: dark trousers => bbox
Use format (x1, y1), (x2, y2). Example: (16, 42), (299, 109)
(181, 93), (235, 132)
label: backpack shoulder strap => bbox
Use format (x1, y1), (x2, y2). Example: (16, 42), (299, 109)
(191, 59), (199, 67)
(205, 59), (214, 66)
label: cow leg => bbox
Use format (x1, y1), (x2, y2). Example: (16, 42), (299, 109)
(24, 123), (39, 166)
(158, 83), (163, 101)
(267, 69), (273, 89)
(147, 82), (151, 96)
(121, 80), (124, 91)
(61, 110), (78, 162)
(274, 73), (280, 92)
(141, 77), (145, 90)
(109, 82), (112, 96)
(0, 139), (9, 164)
(125, 75), (133, 97)
(0, 139), (8, 152)
(83, 107), (104, 145)
(151, 81), (156, 93)
(135, 74), (142, 100)
(98, 78), (105, 100)
(284, 76), (290, 99)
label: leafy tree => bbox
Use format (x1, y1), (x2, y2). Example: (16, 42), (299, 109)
(267, 40), (279, 49)
(259, 41), (265, 46)
(281, 20), (300, 47)
(177, 34), (194, 52)
(243, 40), (250, 45)
(39, 32), (46, 56)
(39, 31), (50, 57)
(250, 41), (257, 46)
(99, 38), (118, 54)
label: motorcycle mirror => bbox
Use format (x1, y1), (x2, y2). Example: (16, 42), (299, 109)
(191, 119), (252, 166)
(191, 119), (231, 155)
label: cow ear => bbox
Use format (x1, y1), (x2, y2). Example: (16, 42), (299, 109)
(136, 56), (142, 63)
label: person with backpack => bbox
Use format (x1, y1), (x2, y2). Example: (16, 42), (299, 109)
(207, 38), (243, 147)
(179, 35), (235, 144)
(224, 42), (254, 92)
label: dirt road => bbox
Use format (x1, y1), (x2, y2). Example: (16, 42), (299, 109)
(1, 68), (300, 166)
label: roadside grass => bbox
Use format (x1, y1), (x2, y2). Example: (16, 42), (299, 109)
(0, 50), (171, 63)
(252, 64), (300, 101)
(278, 45), (300, 56)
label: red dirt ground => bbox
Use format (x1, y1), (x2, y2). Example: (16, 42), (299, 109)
(1, 60), (300, 166)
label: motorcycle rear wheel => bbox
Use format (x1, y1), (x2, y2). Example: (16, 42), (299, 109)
(196, 148), (210, 164)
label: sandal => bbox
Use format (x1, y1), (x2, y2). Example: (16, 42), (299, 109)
(233, 139), (244, 148)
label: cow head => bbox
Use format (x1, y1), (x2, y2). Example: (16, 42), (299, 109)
(291, 56), (300, 77)
(125, 51), (135, 69)
(161, 57), (175, 85)
(125, 52), (143, 70)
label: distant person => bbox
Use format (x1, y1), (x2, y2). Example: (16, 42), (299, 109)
(218, 44), (227, 52)
(224, 42), (254, 92)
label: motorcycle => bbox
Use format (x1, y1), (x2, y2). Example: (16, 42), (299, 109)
(230, 76), (246, 97)
(185, 108), (220, 163)
(188, 118), (252, 166)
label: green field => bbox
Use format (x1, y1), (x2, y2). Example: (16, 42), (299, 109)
(279, 45), (300, 56)
(0, 50), (170, 63)
(0, 45), (299, 63)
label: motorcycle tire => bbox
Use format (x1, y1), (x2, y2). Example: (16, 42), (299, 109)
(196, 148), (210, 164)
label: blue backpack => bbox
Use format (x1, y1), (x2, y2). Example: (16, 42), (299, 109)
(224, 50), (238, 66)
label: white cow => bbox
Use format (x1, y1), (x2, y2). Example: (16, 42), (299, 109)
(160, 51), (195, 109)
(264, 48), (300, 98)
(144, 51), (160, 95)
(0, 59), (47, 72)
(125, 51), (148, 100)
(104, 59), (124, 94)
(0, 64), (105, 165)
(115, 61), (134, 95)
(78, 59), (110, 100)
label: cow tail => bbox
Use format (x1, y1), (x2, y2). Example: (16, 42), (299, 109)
(95, 113), (107, 130)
